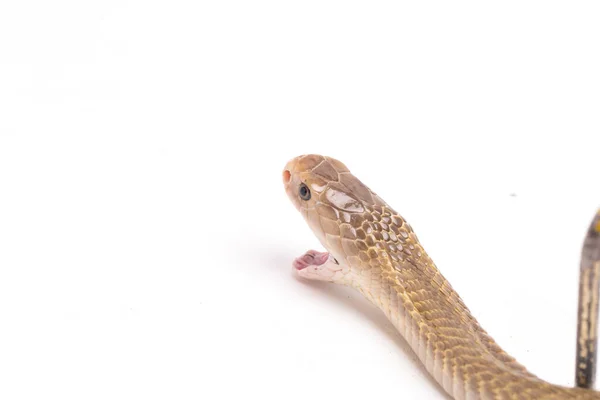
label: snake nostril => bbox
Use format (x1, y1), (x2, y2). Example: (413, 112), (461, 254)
(283, 169), (291, 184)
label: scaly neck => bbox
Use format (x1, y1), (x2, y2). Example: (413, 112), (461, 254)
(347, 245), (595, 399)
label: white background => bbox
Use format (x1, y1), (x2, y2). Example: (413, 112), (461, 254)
(1, 1), (599, 399)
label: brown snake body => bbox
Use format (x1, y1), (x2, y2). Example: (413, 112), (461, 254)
(283, 154), (600, 400)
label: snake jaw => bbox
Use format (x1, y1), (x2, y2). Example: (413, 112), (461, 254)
(293, 250), (348, 282)
(293, 250), (330, 271)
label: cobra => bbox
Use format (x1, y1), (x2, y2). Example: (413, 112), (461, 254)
(283, 154), (600, 400)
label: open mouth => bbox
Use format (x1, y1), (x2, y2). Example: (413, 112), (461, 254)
(293, 250), (335, 270)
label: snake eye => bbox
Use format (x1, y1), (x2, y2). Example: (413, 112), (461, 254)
(299, 183), (311, 201)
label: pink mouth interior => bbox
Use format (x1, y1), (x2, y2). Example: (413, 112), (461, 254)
(293, 250), (330, 270)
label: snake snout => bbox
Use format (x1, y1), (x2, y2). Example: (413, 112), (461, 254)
(282, 169), (291, 184)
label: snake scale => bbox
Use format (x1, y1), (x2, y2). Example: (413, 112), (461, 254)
(283, 154), (600, 400)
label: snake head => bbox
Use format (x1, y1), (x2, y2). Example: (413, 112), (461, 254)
(283, 154), (392, 283)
